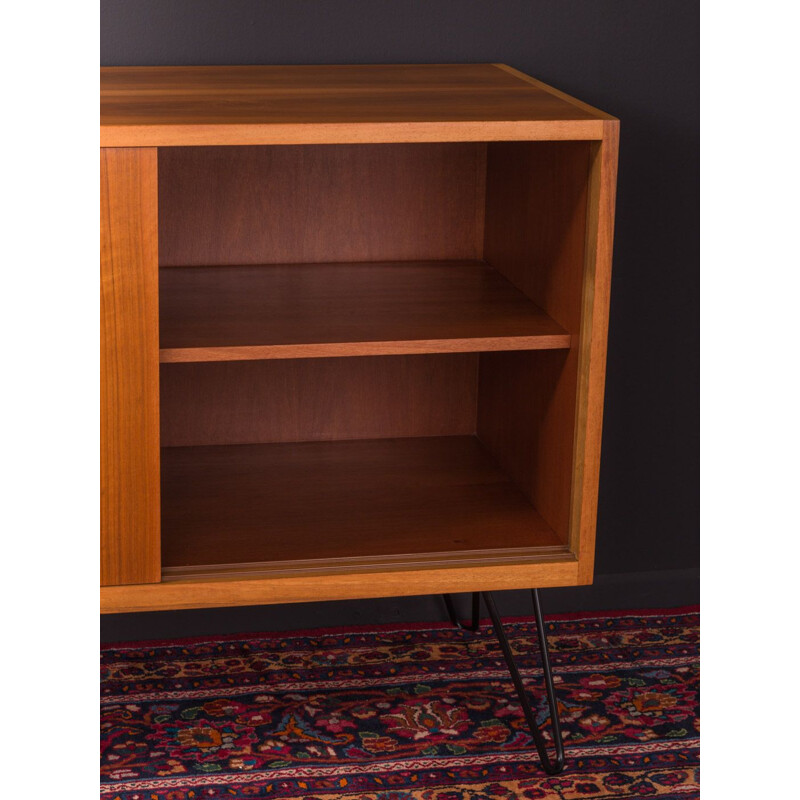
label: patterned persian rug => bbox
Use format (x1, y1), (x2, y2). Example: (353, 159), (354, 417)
(101, 607), (699, 799)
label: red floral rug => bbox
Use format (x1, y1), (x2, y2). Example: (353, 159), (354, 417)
(101, 606), (699, 799)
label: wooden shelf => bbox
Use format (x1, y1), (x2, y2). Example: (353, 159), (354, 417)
(161, 436), (568, 579)
(159, 261), (570, 362)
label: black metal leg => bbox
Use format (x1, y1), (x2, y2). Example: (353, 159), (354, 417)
(469, 591), (481, 631)
(442, 593), (464, 629)
(442, 593), (482, 631)
(529, 589), (564, 769)
(482, 590), (565, 775)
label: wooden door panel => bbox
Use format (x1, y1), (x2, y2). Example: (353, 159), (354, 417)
(101, 147), (161, 586)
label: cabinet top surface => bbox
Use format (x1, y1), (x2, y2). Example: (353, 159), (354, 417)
(100, 63), (615, 146)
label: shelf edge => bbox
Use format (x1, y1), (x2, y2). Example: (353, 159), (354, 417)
(159, 335), (572, 363)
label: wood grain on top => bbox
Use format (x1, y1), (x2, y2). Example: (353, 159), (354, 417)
(158, 261), (571, 362)
(100, 64), (613, 146)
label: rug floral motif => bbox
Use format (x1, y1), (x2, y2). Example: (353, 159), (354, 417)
(101, 607), (699, 799)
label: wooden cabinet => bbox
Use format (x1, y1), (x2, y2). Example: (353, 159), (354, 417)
(100, 64), (618, 614)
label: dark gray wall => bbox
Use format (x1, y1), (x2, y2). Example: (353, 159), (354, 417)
(101, 0), (698, 641)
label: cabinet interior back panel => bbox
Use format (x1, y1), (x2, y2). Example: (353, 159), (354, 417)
(158, 143), (487, 265)
(160, 354), (478, 447)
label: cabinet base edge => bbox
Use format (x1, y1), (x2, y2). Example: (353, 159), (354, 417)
(101, 559), (581, 613)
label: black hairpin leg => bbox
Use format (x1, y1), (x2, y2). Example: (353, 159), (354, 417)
(441, 592), (481, 631)
(442, 593), (464, 629)
(470, 592), (480, 631)
(482, 590), (565, 774)
(443, 589), (565, 774)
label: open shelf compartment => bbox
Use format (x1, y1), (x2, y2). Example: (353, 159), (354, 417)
(154, 138), (593, 590)
(161, 436), (570, 580)
(158, 347), (578, 582)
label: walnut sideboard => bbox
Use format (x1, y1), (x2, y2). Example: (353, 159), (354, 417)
(100, 64), (618, 615)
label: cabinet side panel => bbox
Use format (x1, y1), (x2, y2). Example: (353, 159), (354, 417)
(571, 122), (619, 582)
(479, 141), (590, 549)
(477, 349), (573, 544)
(101, 147), (161, 586)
